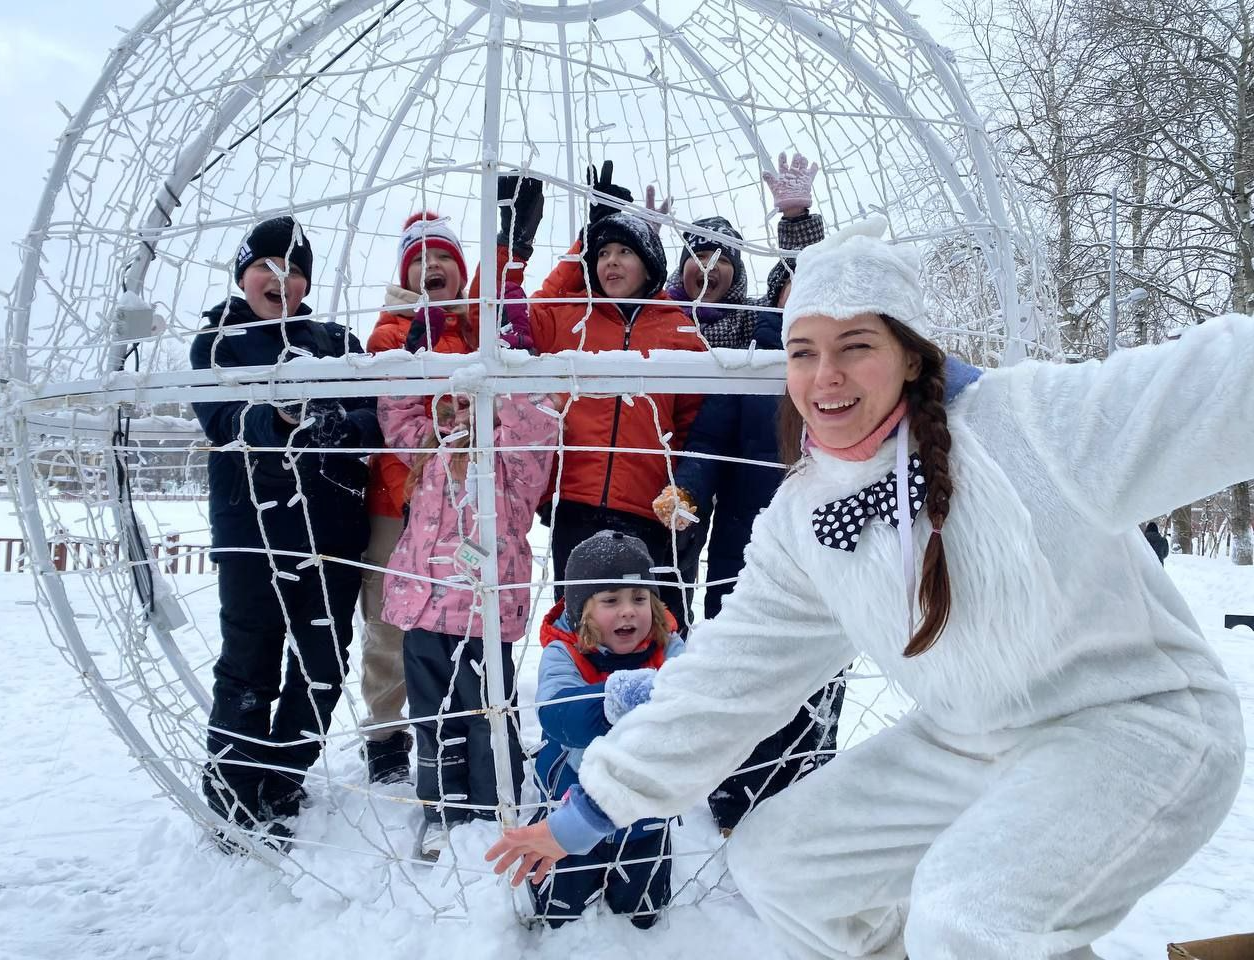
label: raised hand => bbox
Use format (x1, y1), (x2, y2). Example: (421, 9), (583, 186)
(497, 174), (545, 259)
(484, 821), (568, 887)
(763, 151), (819, 218)
(645, 184), (673, 235)
(586, 160), (634, 224)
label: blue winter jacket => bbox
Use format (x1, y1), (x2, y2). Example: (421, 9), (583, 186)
(190, 297), (382, 561)
(534, 602), (684, 844)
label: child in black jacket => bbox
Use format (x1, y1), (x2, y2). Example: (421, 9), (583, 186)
(191, 216), (382, 848)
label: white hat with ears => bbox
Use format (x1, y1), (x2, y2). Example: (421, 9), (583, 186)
(780, 214), (927, 343)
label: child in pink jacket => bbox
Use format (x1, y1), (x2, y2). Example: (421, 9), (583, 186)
(379, 390), (558, 860)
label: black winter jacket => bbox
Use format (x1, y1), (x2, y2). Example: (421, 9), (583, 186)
(190, 298), (382, 560)
(672, 310), (787, 616)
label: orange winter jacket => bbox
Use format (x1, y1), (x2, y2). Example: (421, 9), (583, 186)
(530, 243), (707, 521)
(366, 245), (525, 518)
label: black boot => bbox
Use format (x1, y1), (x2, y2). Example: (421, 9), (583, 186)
(203, 769), (295, 856)
(259, 775), (309, 820)
(365, 730), (414, 784)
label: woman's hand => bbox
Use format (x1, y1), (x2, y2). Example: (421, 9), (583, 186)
(485, 821), (568, 887)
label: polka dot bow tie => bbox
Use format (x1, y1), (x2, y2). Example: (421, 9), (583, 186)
(811, 453), (926, 551)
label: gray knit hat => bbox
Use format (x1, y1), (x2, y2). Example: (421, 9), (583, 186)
(563, 530), (658, 626)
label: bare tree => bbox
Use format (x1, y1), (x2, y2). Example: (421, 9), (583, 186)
(953, 0), (1254, 562)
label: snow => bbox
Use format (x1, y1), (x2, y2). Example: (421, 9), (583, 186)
(1, 537), (1251, 958)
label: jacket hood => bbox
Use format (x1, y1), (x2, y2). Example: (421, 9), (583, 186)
(583, 213), (669, 299)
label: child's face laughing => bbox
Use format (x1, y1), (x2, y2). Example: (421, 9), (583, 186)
(406, 248), (464, 303)
(585, 587), (654, 654)
(240, 258), (308, 320)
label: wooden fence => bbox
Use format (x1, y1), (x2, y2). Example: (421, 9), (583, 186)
(1, 534), (215, 575)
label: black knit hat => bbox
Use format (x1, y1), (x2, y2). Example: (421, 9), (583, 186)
(678, 216), (745, 277)
(564, 530), (659, 627)
(583, 212), (668, 298)
(234, 216), (314, 285)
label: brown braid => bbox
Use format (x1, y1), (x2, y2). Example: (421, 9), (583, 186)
(885, 316), (953, 656)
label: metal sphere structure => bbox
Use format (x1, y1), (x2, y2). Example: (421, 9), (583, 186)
(3, 0), (1056, 917)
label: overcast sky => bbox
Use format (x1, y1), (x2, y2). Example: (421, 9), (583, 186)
(0, 0), (965, 323)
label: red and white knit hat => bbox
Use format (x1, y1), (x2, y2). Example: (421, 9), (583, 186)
(397, 212), (467, 292)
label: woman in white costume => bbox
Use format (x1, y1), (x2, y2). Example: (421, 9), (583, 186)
(487, 217), (1246, 960)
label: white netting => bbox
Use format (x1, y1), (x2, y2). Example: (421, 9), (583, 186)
(3, 0), (1056, 928)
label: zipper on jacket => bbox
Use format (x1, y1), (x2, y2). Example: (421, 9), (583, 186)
(598, 307), (638, 509)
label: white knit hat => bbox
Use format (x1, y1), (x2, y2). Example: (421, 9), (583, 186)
(780, 214), (927, 343)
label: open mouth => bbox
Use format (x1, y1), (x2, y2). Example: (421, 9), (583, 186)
(613, 624), (639, 640)
(264, 290), (285, 305)
(814, 398), (859, 418)
(424, 276), (447, 293)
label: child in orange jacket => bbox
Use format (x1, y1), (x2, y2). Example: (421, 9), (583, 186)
(528, 162), (706, 629)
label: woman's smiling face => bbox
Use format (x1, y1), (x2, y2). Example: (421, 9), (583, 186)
(785, 311), (920, 450)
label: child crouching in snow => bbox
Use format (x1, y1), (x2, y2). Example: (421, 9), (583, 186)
(531, 530), (684, 928)
(378, 389), (558, 860)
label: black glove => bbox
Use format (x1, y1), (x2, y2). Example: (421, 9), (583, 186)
(497, 175), (545, 260)
(587, 161), (633, 225)
(300, 399), (350, 449)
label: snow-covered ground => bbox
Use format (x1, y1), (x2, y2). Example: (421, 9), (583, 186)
(1, 541), (1251, 959)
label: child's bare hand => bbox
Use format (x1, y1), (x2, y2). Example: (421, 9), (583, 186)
(485, 821), (567, 887)
(653, 485), (698, 531)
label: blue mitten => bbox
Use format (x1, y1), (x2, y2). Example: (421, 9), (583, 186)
(603, 668), (657, 725)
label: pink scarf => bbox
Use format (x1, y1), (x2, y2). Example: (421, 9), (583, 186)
(806, 398), (908, 462)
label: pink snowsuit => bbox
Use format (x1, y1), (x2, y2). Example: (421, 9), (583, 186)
(379, 393), (558, 642)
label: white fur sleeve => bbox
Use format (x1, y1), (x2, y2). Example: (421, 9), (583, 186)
(1007, 312), (1254, 530)
(576, 495), (855, 829)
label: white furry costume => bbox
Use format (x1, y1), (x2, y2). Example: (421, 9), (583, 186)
(575, 314), (1248, 960)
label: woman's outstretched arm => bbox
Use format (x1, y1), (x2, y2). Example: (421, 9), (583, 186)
(1003, 313), (1254, 531)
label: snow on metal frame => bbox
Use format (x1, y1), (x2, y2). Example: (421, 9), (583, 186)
(3, 0), (1057, 923)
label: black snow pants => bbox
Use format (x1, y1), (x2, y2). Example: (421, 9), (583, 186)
(203, 553), (359, 823)
(708, 675), (846, 831)
(530, 826), (673, 929)
(402, 628), (523, 825)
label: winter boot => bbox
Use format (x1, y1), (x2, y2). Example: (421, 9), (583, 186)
(417, 822), (450, 863)
(259, 775), (309, 821)
(202, 766), (264, 828)
(365, 730), (414, 784)
(212, 820), (294, 857)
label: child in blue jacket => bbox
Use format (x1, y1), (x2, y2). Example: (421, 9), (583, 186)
(531, 531), (684, 928)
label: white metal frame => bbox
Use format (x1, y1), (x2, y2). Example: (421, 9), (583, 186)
(4, 0), (1053, 871)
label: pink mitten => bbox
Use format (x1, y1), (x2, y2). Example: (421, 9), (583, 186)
(763, 152), (818, 215)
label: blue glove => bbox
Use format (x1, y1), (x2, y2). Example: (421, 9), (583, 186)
(603, 668), (657, 724)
